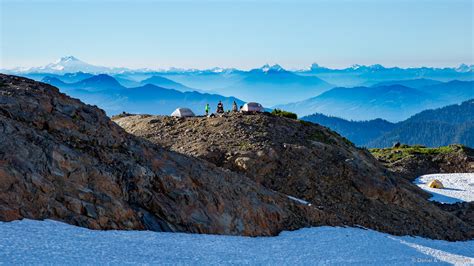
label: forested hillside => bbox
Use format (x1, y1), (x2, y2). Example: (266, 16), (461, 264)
(302, 99), (474, 147)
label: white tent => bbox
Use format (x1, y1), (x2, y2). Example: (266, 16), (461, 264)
(171, 108), (195, 117)
(241, 102), (264, 113)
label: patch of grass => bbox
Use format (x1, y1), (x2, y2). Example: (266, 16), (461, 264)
(309, 131), (336, 145)
(369, 144), (464, 163)
(271, 109), (298, 119)
(298, 120), (313, 127)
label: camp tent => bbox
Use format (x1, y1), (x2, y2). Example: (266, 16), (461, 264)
(241, 102), (264, 113)
(428, 179), (444, 189)
(171, 108), (195, 117)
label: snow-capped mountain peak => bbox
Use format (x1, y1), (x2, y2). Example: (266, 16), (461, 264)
(350, 64), (362, 70)
(260, 64), (284, 72)
(307, 63), (332, 72)
(209, 67), (224, 73)
(13, 55), (118, 74)
(348, 64), (385, 71)
(40, 56), (103, 73)
(456, 64), (474, 73)
(54, 56), (80, 64)
(369, 64), (384, 70)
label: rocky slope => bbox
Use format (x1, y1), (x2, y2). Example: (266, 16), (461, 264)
(114, 113), (474, 240)
(370, 145), (474, 181)
(0, 74), (333, 236)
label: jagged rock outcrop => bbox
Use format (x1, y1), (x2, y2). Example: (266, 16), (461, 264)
(0, 74), (332, 236)
(370, 145), (474, 181)
(114, 113), (474, 240)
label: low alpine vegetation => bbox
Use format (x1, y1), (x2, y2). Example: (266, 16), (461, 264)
(370, 144), (465, 163)
(271, 109), (298, 119)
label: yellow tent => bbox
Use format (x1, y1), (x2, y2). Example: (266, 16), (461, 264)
(428, 179), (444, 189)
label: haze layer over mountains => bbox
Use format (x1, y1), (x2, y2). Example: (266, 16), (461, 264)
(3, 56), (473, 123)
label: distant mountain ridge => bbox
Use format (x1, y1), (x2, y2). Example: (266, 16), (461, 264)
(301, 114), (396, 146)
(302, 99), (474, 148)
(9, 56), (127, 74)
(140, 76), (197, 92)
(24, 71), (94, 83)
(30, 71), (196, 93)
(4, 56), (474, 119)
(217, 64), (333, 106)
(278, 80), (474, 121)
(23, 62), (337, 106)
(371, 78), (443, 88)
(40, 74), (244, 115)
(5, 56), (473, 108)
(5, 56), (473, 76)
(298, 63), (474, 87)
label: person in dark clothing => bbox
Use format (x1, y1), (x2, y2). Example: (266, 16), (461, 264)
(216, 101), (224, 113)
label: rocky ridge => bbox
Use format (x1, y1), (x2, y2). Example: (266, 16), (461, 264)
(114, 113), (474, 240)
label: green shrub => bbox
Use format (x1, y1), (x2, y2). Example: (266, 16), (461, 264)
(271, 109), (298, 119)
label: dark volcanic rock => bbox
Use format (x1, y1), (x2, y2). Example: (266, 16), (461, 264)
(0, 74), (331, 236)
(436, 202), (474, 227)
(114, 113), (474, 240)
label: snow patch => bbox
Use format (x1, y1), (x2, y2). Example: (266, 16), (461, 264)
(414, 173), (474, 203)
(287, 195), (311, 206)
(0, 219), (473, 264)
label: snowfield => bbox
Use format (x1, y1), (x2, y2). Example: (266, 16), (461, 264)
(415, 173), (474, 203)
(0, 219), (473, 265)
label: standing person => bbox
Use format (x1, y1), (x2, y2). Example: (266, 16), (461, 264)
(217, 101), (224, 113)
(232, 101), (238, 112)
(205, 103), (210, 116)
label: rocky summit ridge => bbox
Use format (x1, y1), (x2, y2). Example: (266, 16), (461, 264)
(114, 112), (474, 241)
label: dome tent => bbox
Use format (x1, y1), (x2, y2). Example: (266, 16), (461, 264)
(241, 102), (264, 113)
(171, 108), (195, 117)
(428, 179), (444, 189)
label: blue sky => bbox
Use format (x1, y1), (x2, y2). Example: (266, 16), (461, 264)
(1, 0), (473, 70)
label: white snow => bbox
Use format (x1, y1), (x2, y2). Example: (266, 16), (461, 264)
(414, 173), (474, 204)
(287, 195), (312, 206)
(261, 64), (271, 72)
(210, 67), (224, 73)
(0, 219), (473, 265)
(260, 64), (284, 72)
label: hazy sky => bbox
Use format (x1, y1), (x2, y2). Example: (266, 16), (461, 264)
(1, 0), (473, 70)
